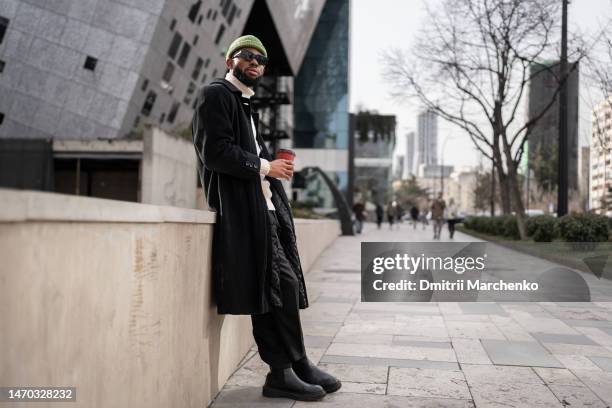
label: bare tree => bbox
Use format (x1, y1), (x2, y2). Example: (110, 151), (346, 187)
(384, 0), (584, 239)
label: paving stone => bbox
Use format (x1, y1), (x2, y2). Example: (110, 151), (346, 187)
(387, 367), (471, 400)
(326, 342), (457, 362)
(451, 339), (492, 364)
(562, 319), (612, 329)
(588, 356), (612, 372)
(337, 381), (386, 394)
(459, 302), (508, 316)
(315, 295), (357, 303)
(532, 367), (583, 386)
(480, 339), (563, 367)
(304, 335), (333, 349)
(319, 354), (460, 370)
(571, 369), (612, 405)
(292, 392), (475, 407)
(392, 336), (451, 348)
(554, 354), (603, 370)
(547, 384), (608, 408)
(542, 343), (612, 357)
(211, 385), (293, 407)
(316, 362), (388, 383)
(301, 320), (343, 337)
(333, 332), (393, 345)
(462, 365), (563, 408)
(530, 332), (598, 345)
(445, 320), (506, 339)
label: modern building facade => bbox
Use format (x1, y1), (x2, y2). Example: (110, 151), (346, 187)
(350, 112), (396, 205)
(591, 97), (612, 215)
(416, 109), (438, 171)
(0, 0), (350, 209)
(292, 0), (350, 209)
(527, 61), (580, 192)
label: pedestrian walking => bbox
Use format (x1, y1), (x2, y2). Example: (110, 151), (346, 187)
(375, 203), (384, 229)
(410, 205), (420, 229)
(386, 201), (397, 229)
(192, 35), (340, 402)
(352, 201), (366, 234)
(431, 193), (446, 240)
(420, 209), (429, 230)
(446, 198), (458, 239)
(395, 203), (404, 229)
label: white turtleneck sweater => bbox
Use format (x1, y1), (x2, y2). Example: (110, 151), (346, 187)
(225, 71), (275, 211)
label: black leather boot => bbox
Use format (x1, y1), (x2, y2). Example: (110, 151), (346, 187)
(262, 367), (326, 401)
(292, 357), (342, 393)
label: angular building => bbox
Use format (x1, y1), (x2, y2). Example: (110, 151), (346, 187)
(527, 61), (579, 192)
(0, 0), (349, 208)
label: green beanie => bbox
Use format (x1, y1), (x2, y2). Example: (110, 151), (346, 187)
(225, 35), (267, 60)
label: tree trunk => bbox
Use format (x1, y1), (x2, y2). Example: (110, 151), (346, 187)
(502, 140), (528, 239)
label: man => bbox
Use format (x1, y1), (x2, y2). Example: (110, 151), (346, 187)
(352, 201), (366, 234)
(191, 35), (340, 402)
(431, 193), (446, 240)
(410, 205), (420, 229)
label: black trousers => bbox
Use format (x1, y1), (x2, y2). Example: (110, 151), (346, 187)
(250, 210), (307, 369)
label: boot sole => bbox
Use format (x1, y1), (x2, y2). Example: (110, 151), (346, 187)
(262, 385), (326, 401)
(323, 380), (342, 393)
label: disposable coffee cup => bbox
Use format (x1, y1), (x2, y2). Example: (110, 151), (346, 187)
(276, 148), (296, 162)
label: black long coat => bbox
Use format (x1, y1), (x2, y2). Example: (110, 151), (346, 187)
(192, 78), (309, 315)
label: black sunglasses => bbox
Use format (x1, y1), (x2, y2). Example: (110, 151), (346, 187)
(232, 50), (269, 66)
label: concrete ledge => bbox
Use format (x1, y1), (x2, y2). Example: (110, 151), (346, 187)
(0, 189), (340, 408)
(0, 188), (216, 224)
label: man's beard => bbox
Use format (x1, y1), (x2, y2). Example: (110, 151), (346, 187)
(232, 66), (262, 88)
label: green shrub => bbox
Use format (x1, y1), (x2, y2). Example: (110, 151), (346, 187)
(558, 214), (609, 242)
(499, 215), (518, 239)
(531, 215), (558, 242)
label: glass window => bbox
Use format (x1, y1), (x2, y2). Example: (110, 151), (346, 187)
(227, 5), (237, 25)
(188, 1), (201, 23)
(177, 42), (191, 68)
(83, 56), (97, 71)
(192, 57), (203, 81)
(0, 16), (8, 45)
(162, 61), (175, 82)
(141, 91), (157, 116)
(222, 0), (232, 17)
(167, 102), (180, 123)
(167, 32), (182, 59)
(214, 24), (225, 45)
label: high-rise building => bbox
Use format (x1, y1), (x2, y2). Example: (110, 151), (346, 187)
(404, 131), (415, 178)
(527, 61), (579, 191)
(590, 97), (612, 215)
(416, 110), (438, 172)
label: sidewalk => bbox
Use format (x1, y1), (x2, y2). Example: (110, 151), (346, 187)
(211, 221), (612, 407)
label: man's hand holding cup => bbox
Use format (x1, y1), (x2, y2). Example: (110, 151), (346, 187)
(268, 149), (295, 180)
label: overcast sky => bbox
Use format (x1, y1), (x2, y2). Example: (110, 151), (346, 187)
(349, 0), (612, 172)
